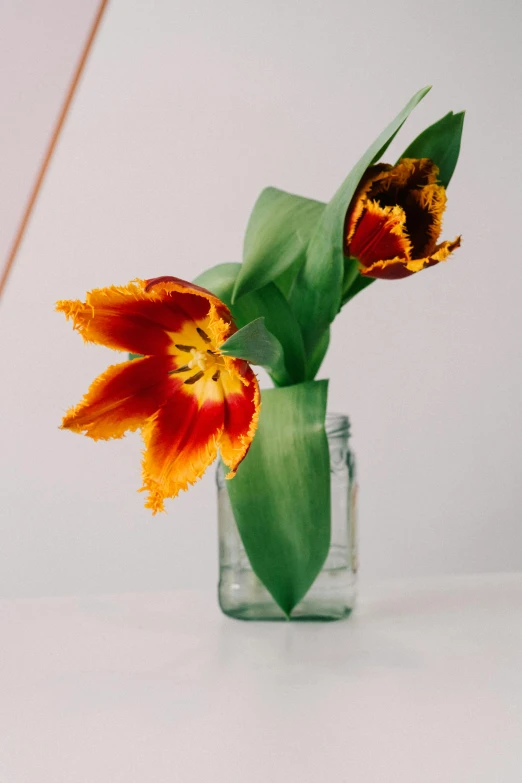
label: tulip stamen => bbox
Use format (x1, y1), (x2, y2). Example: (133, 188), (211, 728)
(169, 365), (190, 375)
(175, 344), (195, 352)
(197, 328), (212, 344)
(184, 371), (205, 385)
(212, 369), (221, 382)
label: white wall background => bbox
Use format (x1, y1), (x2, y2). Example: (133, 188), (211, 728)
(0, 0), (101, 275)
(1, 0), (521, 598)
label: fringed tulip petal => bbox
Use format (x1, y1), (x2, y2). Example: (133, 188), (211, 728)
(429, 236), (462, 261)
(404, 182), (447, 257)
(140, 387), (225, 514)
(219, 360), (261, 477)
(348, 201), (411, 268)
(144, 275), (233, 327)
(60, 355), (175, 440)
(345, 163), (391, 245)
(361, 235), (461, 280)
(56, 278), (231, 356)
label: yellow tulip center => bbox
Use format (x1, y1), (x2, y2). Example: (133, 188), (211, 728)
(168, 324), (226, 386)
(187, 348), (211, 372)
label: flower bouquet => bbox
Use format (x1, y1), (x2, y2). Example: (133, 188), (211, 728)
(58, 87), (464, 620)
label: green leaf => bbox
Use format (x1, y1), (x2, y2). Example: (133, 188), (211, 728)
(341, 256), (361, 300)
(400, 110), (465, 188)
(129, 353), (143, 361)
(233, 187), (326, 301)
(340, 256), (376, 306)
(305, 327), (330, 380)
(193, 263), (239, 306)
(273, 252), (307, 299)
(342, 273), (375, 306)
(220, 317), (285, 378)
(289, 86), (431, 356)
(194, 263), (306, 386)
(226, 379), (330, 616)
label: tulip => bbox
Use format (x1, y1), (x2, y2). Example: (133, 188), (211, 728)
(57, 276), (260, 513)
(345, 158), (461, 279)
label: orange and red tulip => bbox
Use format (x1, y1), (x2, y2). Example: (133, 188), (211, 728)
(345, 158), (461, 279)
(57, 276), (260, 513)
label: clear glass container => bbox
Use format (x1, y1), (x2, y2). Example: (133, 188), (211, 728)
(217, 413), (357, 621)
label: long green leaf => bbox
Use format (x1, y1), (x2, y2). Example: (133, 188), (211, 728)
(194, 263), (306, 386)
(273, 252), (307, 299)
(400, 111), (465, 188)
(226, 380), (330, 616)
(220, 317), (285, 378)
(341, 256), (361, 301)
(233, 187), (326, 301)
(289, 86), (431, 356)
(305, 327), (330, 380)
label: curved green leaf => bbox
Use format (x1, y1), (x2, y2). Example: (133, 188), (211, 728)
(305, 327), (330, 380)
(220, 317), (285, 378)
(226, 380), (330, 617)
(289, 86), (431, 356)
(400, 111), (465, 188)
(341, 256), (361, 301)
(194, 263), (306, 386)
(273, 251), (307, 299)
(233, 187), (326, 301)
(193, 262), (240, 305)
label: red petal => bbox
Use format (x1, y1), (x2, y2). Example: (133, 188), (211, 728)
(141, 385), (225, 513)
(360, 260), (415, 280)
(345, 163), (391, 246)
(220, 361), (260, 476)
(145, 276), (233, 326)
(361, 236), (461, 280)
(56, 280), (215, 356)
(348, 202), (411, 268)
(145, 275), (218, 299)
(61, 355), (175, 439)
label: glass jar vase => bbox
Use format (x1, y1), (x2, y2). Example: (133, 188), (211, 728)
(217, 413), (357, 621)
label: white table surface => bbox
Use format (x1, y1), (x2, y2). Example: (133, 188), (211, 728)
(1, 573), (521, 783)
